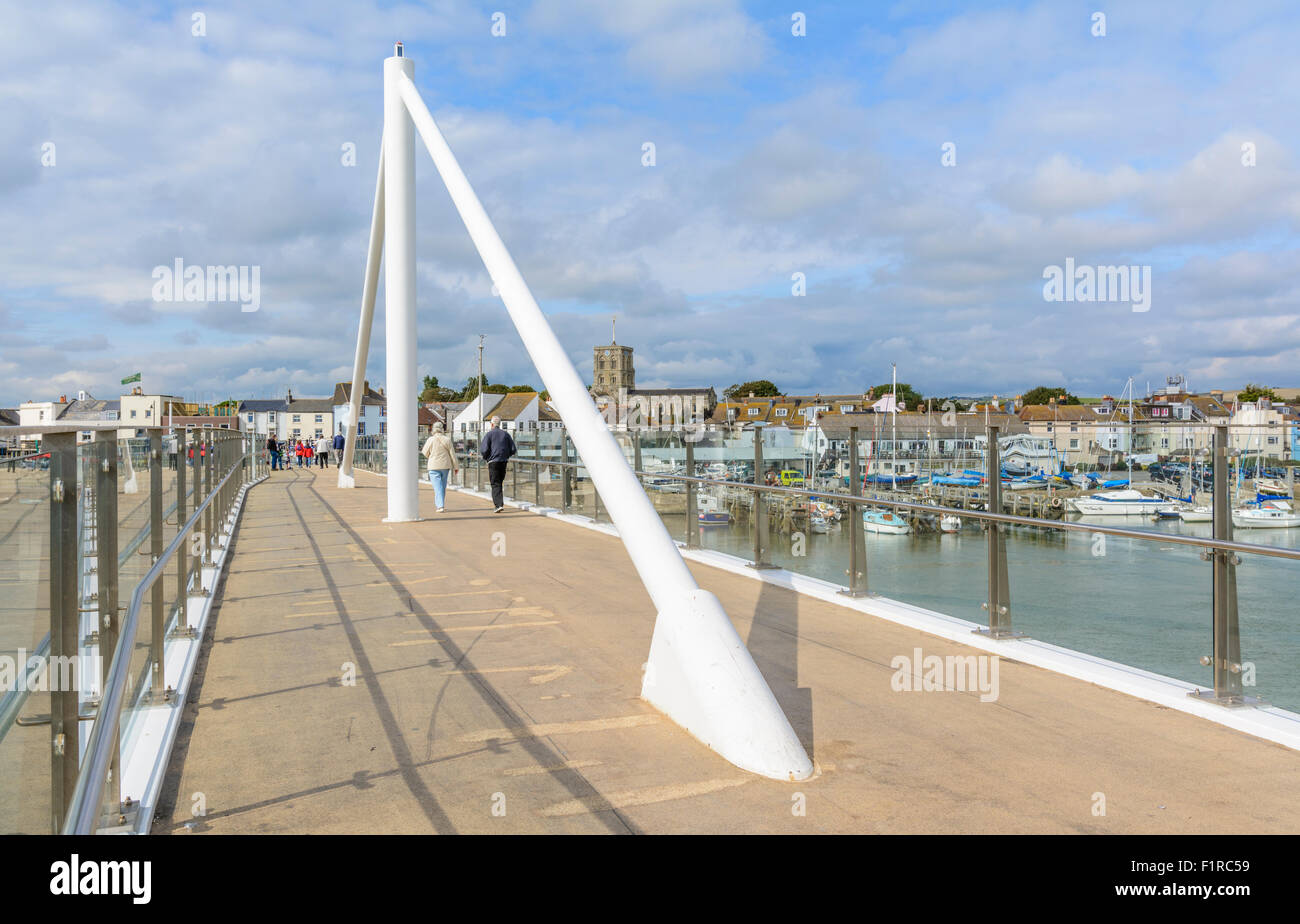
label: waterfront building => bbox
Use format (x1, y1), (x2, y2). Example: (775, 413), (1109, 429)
(1229, 398), (1291, 458)
(237, 398), (287, 438)
(806, 410), (1029, 471)
(331, 380), (386, 438)
(284, 392), (335, 441)
(451, 393), (504, 437)
(57, 392), (120, 443)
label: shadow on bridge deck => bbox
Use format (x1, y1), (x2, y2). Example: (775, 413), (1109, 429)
(154, 465), (1300, 834)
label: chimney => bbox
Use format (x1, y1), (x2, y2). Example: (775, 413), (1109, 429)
(287, 387), (293, 404)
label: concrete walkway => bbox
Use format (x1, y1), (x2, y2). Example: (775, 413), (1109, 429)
(155, 465), (1300, 834)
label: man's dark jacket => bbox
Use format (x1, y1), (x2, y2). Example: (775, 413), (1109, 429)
(480, 428), (517, 463)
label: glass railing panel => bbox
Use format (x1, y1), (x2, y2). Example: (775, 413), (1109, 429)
(1232, 535), (1300, 712)
(0, 448), (54, 833)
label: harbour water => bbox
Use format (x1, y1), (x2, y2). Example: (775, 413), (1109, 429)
(661, 510), (1300, 713)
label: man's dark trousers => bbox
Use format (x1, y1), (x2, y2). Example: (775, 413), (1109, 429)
(488, 460), (508, 508)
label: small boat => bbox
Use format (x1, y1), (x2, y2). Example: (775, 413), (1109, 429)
(1233, 500), (1300, 529)
(863, 509), (911, 534)
(1068, 489), (1180, 516)
(939, 514), (961, 533)
(809, 514), (831, 534)
(1004, 474), (1050, 491)
(931, 473), (982, 487)
(697, 494), (730, 525)
(810, 500), (841, 522)
(1178, 506), (1212, 523)
(862, 473), (918, 487)
(1256, 479), (1292, 497)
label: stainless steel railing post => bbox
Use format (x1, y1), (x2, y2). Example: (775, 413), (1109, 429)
(685, 435), (698, 548)
(149, 431), (166, 698)
(561, 431), (571, 515)
(533, 433), (541, 505)
(750, 428), (774, 569)
(92, 431), (121, 824)
(841, 425), (866, 596)
(977, 424), (1022, 639)
(175, 430), (188, 631)
(47, 432), (80, 833)
(1194, 425), (1250, 704)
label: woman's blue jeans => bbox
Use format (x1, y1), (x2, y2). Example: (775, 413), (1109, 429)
(428, 469), (449, 508)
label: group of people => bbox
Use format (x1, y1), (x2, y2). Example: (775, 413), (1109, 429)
(421, 415), (516, 512)
(257, 417), (517, 513)
(266, 431), (348, 471)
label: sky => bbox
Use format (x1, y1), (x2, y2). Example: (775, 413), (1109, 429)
(2, 0), (1299, 408)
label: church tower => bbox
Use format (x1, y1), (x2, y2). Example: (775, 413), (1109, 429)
(592, 317), (634, 396)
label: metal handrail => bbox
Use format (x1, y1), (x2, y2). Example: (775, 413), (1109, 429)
(501, 455), (1300, 562)
(61, 446), (250, 835)
(1, 450), (52, 464)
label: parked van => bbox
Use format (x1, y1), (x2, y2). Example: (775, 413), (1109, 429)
(778, 469), (805, 486)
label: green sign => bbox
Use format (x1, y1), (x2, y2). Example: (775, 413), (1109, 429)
(121, 372), (141, 385)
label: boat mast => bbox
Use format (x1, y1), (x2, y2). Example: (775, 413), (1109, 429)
(891, 362), (898, 485)
(1127, 376), (1134, 484)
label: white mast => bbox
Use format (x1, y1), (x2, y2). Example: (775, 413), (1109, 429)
(891, 362), (898, 483)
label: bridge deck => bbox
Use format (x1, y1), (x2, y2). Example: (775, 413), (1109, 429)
(156, 466), (1300, 834)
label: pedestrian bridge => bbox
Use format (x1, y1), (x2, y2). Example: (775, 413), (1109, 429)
(5, 430), (1300, 834)
(148, 466), (1299, 834)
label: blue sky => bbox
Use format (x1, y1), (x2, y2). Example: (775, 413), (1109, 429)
(2, 0), (1299, 408)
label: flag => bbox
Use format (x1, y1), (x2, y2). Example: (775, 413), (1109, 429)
(121, 372), (141, 385)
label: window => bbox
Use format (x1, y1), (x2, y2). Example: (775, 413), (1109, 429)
(747, 408), (759, 417)
(292, 414), (300, 423)
(315, 415), (323, 423)
(269, 412), (276, 421)
(775, 408), (788, 417)
(145, 409), (151, 418)
(358, 423), (366, 436)
(247, 414), (253, 422)
(315, 429), (324, 438)
(380, 422), (387, 434)
(1069, 439), (1079, 449)
(292, 428), (301, 436)
(130, 410), (137, 419)
(380, 405), (386, 417)
(840, 405), (853, 413)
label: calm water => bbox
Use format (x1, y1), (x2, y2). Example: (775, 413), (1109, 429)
(662, 509), (1300, 712)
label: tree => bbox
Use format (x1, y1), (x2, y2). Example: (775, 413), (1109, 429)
(723, 380), (780, 400)
(1238, 383), (1279, 403)
(1020, 386), (1081, 406)
(419, 375), (456, 403)
(867, 382), (924, 409)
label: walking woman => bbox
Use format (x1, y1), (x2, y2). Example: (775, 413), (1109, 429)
(421, 422), (458, 513)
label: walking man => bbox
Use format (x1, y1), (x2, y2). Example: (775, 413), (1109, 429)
(316, 434), (330, 468)
(333, 428), (346, 468)
(479, 416), (516, 512)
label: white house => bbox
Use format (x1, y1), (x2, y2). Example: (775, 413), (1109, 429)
(332, 381), (386, 438)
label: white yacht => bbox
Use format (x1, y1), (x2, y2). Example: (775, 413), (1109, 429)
(1232, 500), (1300, 529)
(1068, 489), (1180, 516)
